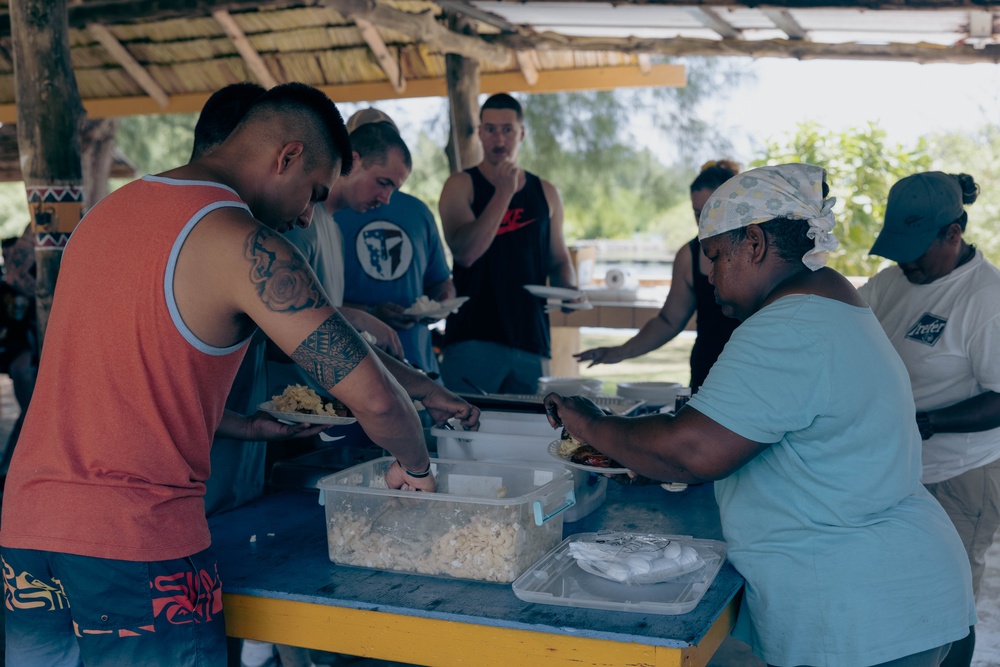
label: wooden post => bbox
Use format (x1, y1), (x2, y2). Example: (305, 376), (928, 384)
(10, 0), (86, 343)
(80, 118), (121, 211)
(444, 13), (482, 174)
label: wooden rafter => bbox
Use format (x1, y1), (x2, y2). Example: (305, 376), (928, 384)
(436, 0), (520, 32)
(211, 9), (279, 88)
(494, 33), (1000, 65)
(86, 23), (169, 108)
(321, 0), (512, 66)
(515, 50), (539, 85)
(762, 9), (809, 40)
(354, 17), (405, 92)
(685, 7), (742, 39)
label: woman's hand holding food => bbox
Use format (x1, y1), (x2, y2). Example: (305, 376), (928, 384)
(247, 413), (330, 440)
(385, 458), (437, 492)
(543, 393), (606, 444)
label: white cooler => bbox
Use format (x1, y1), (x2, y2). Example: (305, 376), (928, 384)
(431, 411), (607, 522)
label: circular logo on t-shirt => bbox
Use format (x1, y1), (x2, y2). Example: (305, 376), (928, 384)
(355, 220), (413, 281)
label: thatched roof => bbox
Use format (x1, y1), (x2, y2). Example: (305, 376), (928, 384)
(0, 0), (996, 122)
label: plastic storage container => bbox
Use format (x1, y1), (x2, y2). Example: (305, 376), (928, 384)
(318, 457), (575, 583)
(431, 411), (608, 522)
(512, 532), (727, 615)
(616, 382), (683, 411)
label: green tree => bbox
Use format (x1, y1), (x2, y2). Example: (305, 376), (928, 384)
(927, 124), (1000, 263)
(753, 121), (931, 276)
(115, 113), (198, 177)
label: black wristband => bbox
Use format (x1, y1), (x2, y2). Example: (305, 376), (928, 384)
(916, 412), (934, 440)
(402, 460), (432, 478)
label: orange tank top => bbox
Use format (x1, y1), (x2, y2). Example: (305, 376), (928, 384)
(1, 175), (252, 561)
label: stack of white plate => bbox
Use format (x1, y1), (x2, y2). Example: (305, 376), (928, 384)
(616, 382), (683, 407)
(537, 376), (603, 397)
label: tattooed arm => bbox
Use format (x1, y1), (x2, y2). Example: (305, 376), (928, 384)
(181, 215), (433, 489)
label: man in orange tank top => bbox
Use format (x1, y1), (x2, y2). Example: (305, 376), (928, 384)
(0, 83), (475, 667)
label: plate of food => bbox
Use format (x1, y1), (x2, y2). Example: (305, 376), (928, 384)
(402, 296), (470, 319)
(258, 385), (357, 426)
(523, 285), (584, 301)
(548, 432), (629, 474)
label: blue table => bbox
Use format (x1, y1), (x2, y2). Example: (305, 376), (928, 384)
(209, 480), (743, 667)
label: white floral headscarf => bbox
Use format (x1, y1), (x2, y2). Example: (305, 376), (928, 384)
(698, 163), (839, 271)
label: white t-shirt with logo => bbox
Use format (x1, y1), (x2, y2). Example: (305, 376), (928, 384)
(858, 251), (1000, 483)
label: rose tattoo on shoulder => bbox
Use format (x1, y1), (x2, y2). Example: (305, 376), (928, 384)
(244, 227), (326, 312)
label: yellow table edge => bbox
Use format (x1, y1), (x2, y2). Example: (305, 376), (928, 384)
(223, 592), (738, 667)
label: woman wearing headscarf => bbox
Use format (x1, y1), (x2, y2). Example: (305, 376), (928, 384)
(544, 163), (975, 667)
(574, 161), (741, 392)
(859, 172), (1000, 667)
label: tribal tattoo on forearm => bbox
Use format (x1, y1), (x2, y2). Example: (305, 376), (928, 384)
(291, 312), (369, 387)
(244, 227), (326, 312)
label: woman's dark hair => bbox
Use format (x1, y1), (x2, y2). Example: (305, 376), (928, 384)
(691, 159), (740, 192)
(725, 219), (815, 265)
(937, 173), (979, 237)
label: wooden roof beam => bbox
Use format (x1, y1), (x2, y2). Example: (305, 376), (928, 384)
(515, 50), (539, 85)
(87, 23), (169, 109)
(494, 33), (1000, 64)
(0, 64), (686, 124)
(762, 9), (810, 40)
(685, 7), (742, 39)
(354, 17), (405, 92)
(212, 9), (279, 88)
(436, 0), (520, 33)
(321, 0), (511, 67)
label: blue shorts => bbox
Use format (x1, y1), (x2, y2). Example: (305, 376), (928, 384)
(2, 546), (228, 667)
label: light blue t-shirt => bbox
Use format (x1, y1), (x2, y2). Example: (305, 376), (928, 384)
(689, 295), (976, 667)
(336, 192), (450, 375)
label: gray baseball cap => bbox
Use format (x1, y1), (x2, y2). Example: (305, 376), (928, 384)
(869, 172), (963, 263)
(345, 107), (398, 134)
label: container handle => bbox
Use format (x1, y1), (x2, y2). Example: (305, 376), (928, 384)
(533, 490), (576, 526)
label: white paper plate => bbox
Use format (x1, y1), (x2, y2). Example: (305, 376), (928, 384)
(547, 439), (629, 474)
(402, 296), (469, 319)
(523, 285), (584, 301)
(257, 400), (357, 426)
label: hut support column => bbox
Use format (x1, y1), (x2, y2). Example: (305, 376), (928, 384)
(444, 14), (482, 173)
(10, 0), (86, 342)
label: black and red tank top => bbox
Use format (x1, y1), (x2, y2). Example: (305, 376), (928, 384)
(445, 167), (552, 357)
(689, 236), (740, 391)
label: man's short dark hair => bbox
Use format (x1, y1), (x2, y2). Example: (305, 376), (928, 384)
(480, 93), (522, 122)
(349, 122), (411, 171)
(191, 82), (266, 160)
(238, 82), (353, 175)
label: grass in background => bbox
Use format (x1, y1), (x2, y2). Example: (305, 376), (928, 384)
(578, 330), (694, 395)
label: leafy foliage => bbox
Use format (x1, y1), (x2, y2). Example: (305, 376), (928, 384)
(753, 121), (932, 276)
(927, 124), (1000, 263)
(115, 113), (198, 176)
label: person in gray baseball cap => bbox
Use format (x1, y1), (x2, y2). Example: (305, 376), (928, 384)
(860, 171), (1000, 667)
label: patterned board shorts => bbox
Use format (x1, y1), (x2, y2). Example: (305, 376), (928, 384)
(2, 546), (228, 667)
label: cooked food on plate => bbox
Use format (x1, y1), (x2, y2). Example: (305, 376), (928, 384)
(559, 429), (623, 469)
(272, 384), (349, 417)
(408, 295), (441, 314)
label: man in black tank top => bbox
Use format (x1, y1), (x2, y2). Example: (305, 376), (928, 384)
(438, 93), (578, 394)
